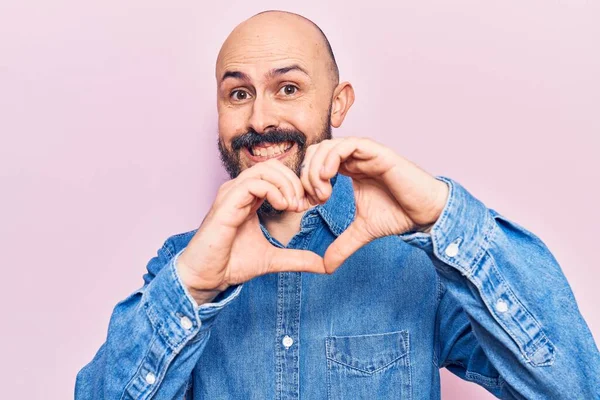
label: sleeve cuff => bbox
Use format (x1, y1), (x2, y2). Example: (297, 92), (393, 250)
(398, 176), (495, 276)
(142, 247), (243, 351)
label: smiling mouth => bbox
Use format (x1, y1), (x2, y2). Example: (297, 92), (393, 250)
(246, 141), (295, 160)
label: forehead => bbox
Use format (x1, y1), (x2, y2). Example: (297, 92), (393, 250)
(216, 14), (328, 80)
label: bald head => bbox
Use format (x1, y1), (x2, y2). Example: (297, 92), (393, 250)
(252, 11), (339, 83)
(216, 10), (339, 86)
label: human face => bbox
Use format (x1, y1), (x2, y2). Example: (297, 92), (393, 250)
(215, 14), (337, 180)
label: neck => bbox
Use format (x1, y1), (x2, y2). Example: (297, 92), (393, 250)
(260, 209), (307, 247)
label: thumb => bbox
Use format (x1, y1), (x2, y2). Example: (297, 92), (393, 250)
(267, 248), (326, 274)
(324, 223), (370, 274)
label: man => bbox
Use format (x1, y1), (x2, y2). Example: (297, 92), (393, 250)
(76, 10), (599, 399)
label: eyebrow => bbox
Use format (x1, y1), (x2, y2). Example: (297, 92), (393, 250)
(268, 64), (309, 78)
(220, 64), (310, 84)
(221, 70), (250, 83)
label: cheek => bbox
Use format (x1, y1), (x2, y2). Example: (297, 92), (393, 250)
(284, 103), (328, 138)
(218, 108), (246, 142)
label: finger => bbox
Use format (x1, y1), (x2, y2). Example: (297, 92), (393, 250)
(267, 247), (326, 275)
(323, 223), (370, 274)
(214, 178), (238, 201)
(307, 139), (340, 202)
(266, 159), (307, 211)
(238, 162), (299, 209)
(226, 178), (289, 212)
(321, 137), (363, 180)
(300, 145), (320, 205)
(213, 178), (289, 227)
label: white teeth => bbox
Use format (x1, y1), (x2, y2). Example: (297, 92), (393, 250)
(251, 142), (293, 158)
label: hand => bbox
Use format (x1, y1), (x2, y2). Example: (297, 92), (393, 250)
(177, 159), (324, 305)
(300, 137), (449, 273)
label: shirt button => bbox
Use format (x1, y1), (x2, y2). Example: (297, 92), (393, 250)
(282, 335), (294, 348)
(445, 241), (460, 257)
(145, 372), (156, 385)
(496, 298), (508, 313)
(180, 316), (193, 330)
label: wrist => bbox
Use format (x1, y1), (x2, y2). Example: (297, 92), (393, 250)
(176, 254), (226, 306)
(187, 287), (221, 306)
(413, 181), (448, 234)
(427, 180), (449, 228)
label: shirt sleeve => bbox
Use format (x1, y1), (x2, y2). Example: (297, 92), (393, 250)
(75, 236), (243, 400)
(399, 176), (600, 398)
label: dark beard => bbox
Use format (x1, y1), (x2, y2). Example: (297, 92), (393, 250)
(218, 110), (332, 217)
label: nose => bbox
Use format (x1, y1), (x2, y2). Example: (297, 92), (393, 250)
(248, 94), (279, 133)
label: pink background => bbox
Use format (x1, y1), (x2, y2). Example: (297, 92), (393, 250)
(1, 1), (598, 399)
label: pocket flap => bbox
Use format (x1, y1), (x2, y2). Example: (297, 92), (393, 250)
(326, 330), (409, 374)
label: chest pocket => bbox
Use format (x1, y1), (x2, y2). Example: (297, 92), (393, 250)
(326, 330), (412, 400)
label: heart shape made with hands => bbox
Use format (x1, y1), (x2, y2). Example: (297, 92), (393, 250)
(177, 137), (448, 303)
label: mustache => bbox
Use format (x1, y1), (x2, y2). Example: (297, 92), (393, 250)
(231, 128), (307, 151)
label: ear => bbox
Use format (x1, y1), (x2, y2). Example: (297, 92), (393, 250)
(330, 81), (355, 128)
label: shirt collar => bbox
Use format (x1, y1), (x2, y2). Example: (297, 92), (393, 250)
(315, 173), (356, 237)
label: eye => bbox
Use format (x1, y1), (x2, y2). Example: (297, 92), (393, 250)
(279, 84), (298, 96)
(230, 89), (252, 101)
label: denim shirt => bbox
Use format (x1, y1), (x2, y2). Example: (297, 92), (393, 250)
(76, 174), (600, 399)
